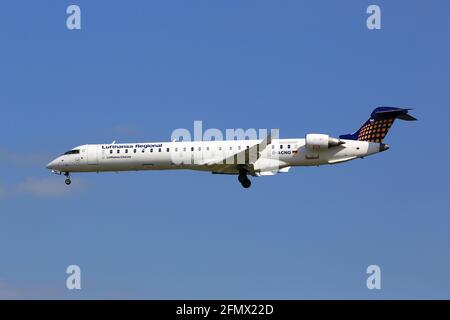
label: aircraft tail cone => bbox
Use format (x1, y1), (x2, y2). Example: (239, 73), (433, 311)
(379, 143), (390, 152)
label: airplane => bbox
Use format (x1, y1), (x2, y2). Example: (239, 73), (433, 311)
(46, 107), (416, 188)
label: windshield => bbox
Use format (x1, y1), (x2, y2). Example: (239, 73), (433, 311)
(63, 149), (80, 155)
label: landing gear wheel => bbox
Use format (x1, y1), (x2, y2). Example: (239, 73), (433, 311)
(64, 172), (71, 185)
(238, 172), (251, 188)
(241, 178), (251, 188)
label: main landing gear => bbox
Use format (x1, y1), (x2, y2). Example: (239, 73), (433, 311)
(238, 173), (251, 189)
(64, 172), (72, 185)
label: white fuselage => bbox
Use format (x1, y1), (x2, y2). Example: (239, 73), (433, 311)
(46, 138), (383, 175)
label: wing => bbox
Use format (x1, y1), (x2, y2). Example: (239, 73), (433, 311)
(202, 133), (273, 176)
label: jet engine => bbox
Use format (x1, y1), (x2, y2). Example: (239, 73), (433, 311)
(305, 134), (345, 150)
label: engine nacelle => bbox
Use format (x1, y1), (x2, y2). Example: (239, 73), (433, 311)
(305, 134), (344, 150)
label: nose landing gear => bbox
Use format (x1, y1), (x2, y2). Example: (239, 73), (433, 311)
(50, 169), (72, 185)
(64, 172), (72, 185)
(238, 173), (251, 188)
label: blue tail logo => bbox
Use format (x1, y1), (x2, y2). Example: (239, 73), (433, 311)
(339, 107), (417, 143)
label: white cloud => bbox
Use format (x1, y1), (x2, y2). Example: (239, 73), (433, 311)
(0, 148), (51, 167)
(0, 146), (87, 198)
(0, 177), (86, 198)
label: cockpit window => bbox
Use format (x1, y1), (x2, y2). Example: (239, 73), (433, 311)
(63, 149), (80, 155)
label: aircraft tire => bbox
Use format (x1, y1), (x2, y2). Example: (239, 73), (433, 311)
(241, 178), (251, 188)
(238, 174), (247, 183)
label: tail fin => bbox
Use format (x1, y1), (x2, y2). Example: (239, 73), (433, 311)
(339, 107), (417, 143)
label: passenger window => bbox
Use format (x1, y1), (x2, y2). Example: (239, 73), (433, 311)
(117, 150), (120, 154)
(287, 145), (291, 149)
(125, 149), (128, 153)
(183, 147), (186, 152)
(175, 148), (178, 152)
(158, 148), (161, 152)
(191, 147), (194, 151)
(238, 146), (241, 150)
(167, 148), (170, 152)
(198, 147), (201, 151)
(141, 149), (145, 153)
(272, 145), (275, 149)
(219, 147), (222, 151)
(150, 149), (153, 153)
(229, 146), (232, 150)
(133, 149), (136, 153)
(110, 150), (113, 154)
(280, 145), (283, 149)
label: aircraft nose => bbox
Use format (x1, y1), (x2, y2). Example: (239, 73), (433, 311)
(46, 159), (57, 170)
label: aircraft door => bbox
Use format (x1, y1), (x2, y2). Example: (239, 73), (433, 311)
(87, 145), (99, 165)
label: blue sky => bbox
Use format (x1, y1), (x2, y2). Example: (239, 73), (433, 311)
(0, 0), (449, 299)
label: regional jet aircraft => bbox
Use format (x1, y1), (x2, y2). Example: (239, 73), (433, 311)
(46, 107), (416, 188)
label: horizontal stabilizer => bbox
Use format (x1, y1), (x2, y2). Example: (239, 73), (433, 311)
(397, 113), (417, 121)
(372, 107), (417, 121)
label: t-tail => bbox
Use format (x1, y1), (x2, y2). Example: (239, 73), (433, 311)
(339, 107), (417, 144)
